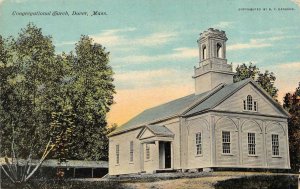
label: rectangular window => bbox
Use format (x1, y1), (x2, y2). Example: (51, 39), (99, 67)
(244, 96), (258, 112)
(222, 131), (231, 154)
(247, 102), (252, 110)
(130, 141), (134, 162)
(248, 133), (256, 155)
(116, 144), (120, 164)
(272, 134), (279, 156)
(254, 101), (257, 111)
(195, 132), (202, 155)
(146, 144), (150, 160)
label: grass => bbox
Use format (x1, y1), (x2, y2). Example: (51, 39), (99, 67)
(118, 172), (299, 189)
(1, 171), (299, 189)
(215, 175), (298, 189)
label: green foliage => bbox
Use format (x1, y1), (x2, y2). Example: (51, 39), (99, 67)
(234, 63), (278, 99)
(233, 62), (259, 82)
(283, 82), (300, 171)
(60, 35), (115, 160)
(50, 108), (76, 162)
(257, 71), (278, 99)
(0, 24), (115, 161)
(0, 23), (58, 158)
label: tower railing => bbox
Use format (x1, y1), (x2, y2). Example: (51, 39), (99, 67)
(194, 59), (233, 76)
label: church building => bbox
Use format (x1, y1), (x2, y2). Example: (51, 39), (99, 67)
(108, 28), (290, 175)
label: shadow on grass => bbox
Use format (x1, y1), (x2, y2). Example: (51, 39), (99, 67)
(1, 178), (126, 189)
(214, 175), (298, 189)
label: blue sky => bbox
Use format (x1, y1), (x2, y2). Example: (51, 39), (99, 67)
(1, 0), (300, 125)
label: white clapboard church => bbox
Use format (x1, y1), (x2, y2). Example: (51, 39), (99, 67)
(108, 28), (290, 175)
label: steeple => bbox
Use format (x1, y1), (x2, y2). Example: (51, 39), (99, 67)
(193, 28), (234, 94)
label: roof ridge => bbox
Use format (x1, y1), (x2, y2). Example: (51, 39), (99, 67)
(140, 89), (219, 125)
(180, 83), (226, 115)
(115, 93), (196, 129)
(144, 93), (195, 111)
(209, 79), (252, 110)
(183, 79), (252, 116)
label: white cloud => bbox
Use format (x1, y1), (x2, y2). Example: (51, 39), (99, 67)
(55, 28), (137, 48)
(115, 69), (175, 82)
(91, 27), (136, 46)
(55, 41), (76, 47)
(250, 27), (295, 35)
(114, 68), (193, 90)
(101, 28), (137, 34)
(276, 62), (300, 69)
(253, 30), (283, 35)
(55, 27), (149, 48)
(113, 47), (198, 64)
(172, 47), (199, 58)
(227, 39), (272, 51)
(54, 28), (180, 63)
(14, 0), (27, 2)
(227, 34), (300, 51)
(133, 32), (177, 47)
(291, 0), (300, 8)
(3, 0), (29, 3)
(212, 21), (234, 29)
(91, 28), (177, 48)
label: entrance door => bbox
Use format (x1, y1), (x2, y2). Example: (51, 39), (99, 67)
(164, 142), (171, 169)
(159, 141), (172, 169)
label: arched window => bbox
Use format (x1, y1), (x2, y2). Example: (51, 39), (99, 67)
(247, 95), (253, 110)
(243, 95), (258, 111)
(202, 45), (207, 60)
(217, 43), (222, 58)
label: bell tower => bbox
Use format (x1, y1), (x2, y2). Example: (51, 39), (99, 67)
(193, 28), (234, 94)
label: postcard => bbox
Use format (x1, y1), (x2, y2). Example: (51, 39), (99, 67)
(0, 0), (299, 189)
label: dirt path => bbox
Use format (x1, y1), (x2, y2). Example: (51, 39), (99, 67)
(123, 175), (238, 189)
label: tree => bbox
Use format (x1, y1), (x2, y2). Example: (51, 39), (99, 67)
(233, 62), (259, 82)
(283, 82), (300, 171)
(0, 23), (61, 159)
(0, 24), (78, 187)
(65, 36), (115, 160)
(234, 63), (278, 99)
(0, 24), (115, 163)
(256, 71), (278, 99)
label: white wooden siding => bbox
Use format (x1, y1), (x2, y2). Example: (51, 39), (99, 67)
(214, 83), (284, 117)
(215, 117), (239, 166)
(265, 122), (288, 168)
(143, 141), (159, 173)
(241, 120), (264, 167)
(108, 128), (142, 175)
(186, 116), (211, 169)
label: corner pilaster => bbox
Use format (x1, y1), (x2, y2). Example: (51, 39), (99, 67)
(262, 121), (268, 167)
(238, 118), (242, 165)
(211, 115), (216, 166)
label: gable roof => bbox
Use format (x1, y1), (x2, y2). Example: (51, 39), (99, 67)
(109, 90), (211, 136)
(184, 79), (250, 116)
(136, 125), (174, 139)
(109, 78), (289, 137)
(147, 125), (174, 137)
